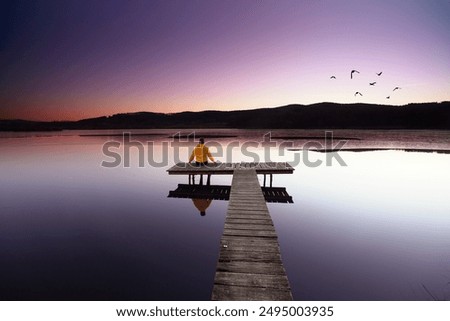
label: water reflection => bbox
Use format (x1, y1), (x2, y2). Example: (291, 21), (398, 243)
(1, 130), (449, 300)
(168, 175), (294, 205)
(192, 199), (212, 216)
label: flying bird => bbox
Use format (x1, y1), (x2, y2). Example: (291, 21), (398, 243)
(369, 82), (376, 86)
(354, 92), (363, 97)
(393, 87), (401, 91)
(330, 76), (336, 79)
(376, 72), (383, 76)
(351, 70), (360, 79)
(386, 96), (390, 99)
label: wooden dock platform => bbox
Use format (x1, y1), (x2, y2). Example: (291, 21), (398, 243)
(167, 162), (294, 187)
(211, 169), (293, 300)
(167, 162), (294, 175)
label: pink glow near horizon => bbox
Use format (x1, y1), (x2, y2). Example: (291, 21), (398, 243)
(1, 1), (449, 121)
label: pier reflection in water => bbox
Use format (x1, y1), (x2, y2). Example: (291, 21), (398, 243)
(168, 174), (294, 209)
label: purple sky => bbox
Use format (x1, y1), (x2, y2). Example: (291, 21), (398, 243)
(1, 0), (450, 121)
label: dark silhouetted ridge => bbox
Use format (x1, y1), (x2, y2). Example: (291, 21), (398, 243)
(1, 102), (449, 131)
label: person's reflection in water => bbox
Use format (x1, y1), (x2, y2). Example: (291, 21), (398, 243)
(192, 198), (212, 216)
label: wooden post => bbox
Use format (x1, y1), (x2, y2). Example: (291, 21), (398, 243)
(192, 175), (195, 185)
(207, 174), (211, 186)
(263, 174), (266, 187)
(270, 174), (273, 187)
(188, 174), (191, 185)
(200, 174), (204, 185)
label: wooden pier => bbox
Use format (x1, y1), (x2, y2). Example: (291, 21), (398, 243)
(167, 162), (294, 300)
(211, 169), (292, 300)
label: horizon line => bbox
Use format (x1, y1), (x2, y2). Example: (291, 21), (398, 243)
(1, 100), (448, 123)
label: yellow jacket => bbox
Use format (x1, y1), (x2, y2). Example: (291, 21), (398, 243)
(189, 144), (214, 163)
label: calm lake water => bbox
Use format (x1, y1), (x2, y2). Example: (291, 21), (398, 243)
(1, 129), (449, 300)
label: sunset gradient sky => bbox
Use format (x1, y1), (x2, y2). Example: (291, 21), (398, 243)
(1, 0), (450, 121)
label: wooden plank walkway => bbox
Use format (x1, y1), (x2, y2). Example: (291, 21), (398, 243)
(211, 169), (293, 300)
(167, 162), (294, 175)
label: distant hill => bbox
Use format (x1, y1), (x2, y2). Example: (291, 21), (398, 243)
(1, 102), (450, 131)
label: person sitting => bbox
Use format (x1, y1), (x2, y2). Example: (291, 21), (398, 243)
(189, 137), (215, 166)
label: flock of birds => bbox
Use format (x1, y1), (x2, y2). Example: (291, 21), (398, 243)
(330, 70), (401, 99)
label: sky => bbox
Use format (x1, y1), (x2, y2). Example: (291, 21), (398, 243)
(1, 0), (450, 121)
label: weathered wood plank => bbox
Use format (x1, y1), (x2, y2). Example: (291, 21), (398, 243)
(212, 285), (292, 301)
(229, 195), (267, 199)
(221, 233), (277, 240)
(219, 244), (280, 253)
(224, 214), (272, 220)
(227, 205), (268, 211)
(226, 218), (273, 225)
(220, 237), (281, 252)
(227, 211), (269, 217)
(229, 195), (266, 199)
(220, 235), (280, 244)
(218, 250), (281, 263)
(214, 272), (290, 289)
(216, 261), (287, 275)
(228, 205), (267, 210)
(224, 223), (275, 231)
(227, 211), (271, 218)
(227, 205), (267, 211)
(229, 193), (265, 197)
(223, 229), (278, 238)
